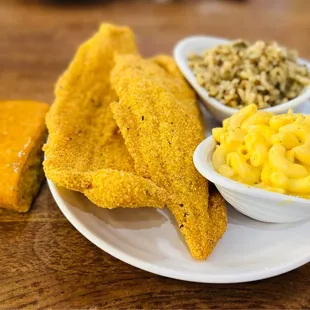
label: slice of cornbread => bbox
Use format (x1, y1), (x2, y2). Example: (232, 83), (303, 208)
(0, 101), (49, 212)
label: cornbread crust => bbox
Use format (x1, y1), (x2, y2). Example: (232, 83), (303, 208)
(15, 132), (47, 212)
(0, 101), (49, 212)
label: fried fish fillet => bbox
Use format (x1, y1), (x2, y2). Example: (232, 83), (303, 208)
(151, 55), (202, 120)
(44, 24), (168, 209)
(111, 54), (227, 259)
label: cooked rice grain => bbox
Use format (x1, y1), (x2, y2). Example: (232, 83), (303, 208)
(188, 40), (310, 109)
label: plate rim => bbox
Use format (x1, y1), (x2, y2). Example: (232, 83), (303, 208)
(47, 179), (310, 284)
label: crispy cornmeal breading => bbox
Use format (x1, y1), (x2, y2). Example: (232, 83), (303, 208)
(43, 24), (167, 209)
(151, 55), (202, 120)
(0, 101), (49, 212)
(44, 24), (226, 259)
(111, 55), (227, 259)
(208, 185), (227, 246)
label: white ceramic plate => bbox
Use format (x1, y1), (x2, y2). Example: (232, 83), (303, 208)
(47, 103), (310, 284)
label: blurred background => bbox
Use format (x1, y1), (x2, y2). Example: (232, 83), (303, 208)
(1, 0), (310, 103)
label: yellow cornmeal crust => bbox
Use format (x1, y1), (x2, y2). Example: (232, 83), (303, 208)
(44, 24), (227, 259)
(208, 184), (228, 247)
(0, 101), (49, 212)
(111, 54), (227, 260)
(43, 24), (168, 209)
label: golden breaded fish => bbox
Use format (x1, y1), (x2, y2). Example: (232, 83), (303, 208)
(111, 54), (227, 259)
(151, 55), (201, 119)
(44, 24), (168, 209)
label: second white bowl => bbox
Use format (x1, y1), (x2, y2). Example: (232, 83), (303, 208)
(174, 36), (310, 122)
(193, 136), (310, 223)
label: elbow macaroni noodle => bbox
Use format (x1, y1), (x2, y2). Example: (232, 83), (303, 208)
(212, 104), (310, 197)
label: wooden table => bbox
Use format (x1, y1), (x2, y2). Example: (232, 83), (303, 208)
(0, 0), (309, 308)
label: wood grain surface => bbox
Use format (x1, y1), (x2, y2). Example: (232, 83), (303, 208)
(0, 0), (309, 308)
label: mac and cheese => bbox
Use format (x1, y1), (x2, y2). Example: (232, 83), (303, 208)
(212, 104), (310, 197)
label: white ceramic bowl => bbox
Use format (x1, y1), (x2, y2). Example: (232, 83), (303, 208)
(193, 136), (310, 223)
(174, 36), (310, 122)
